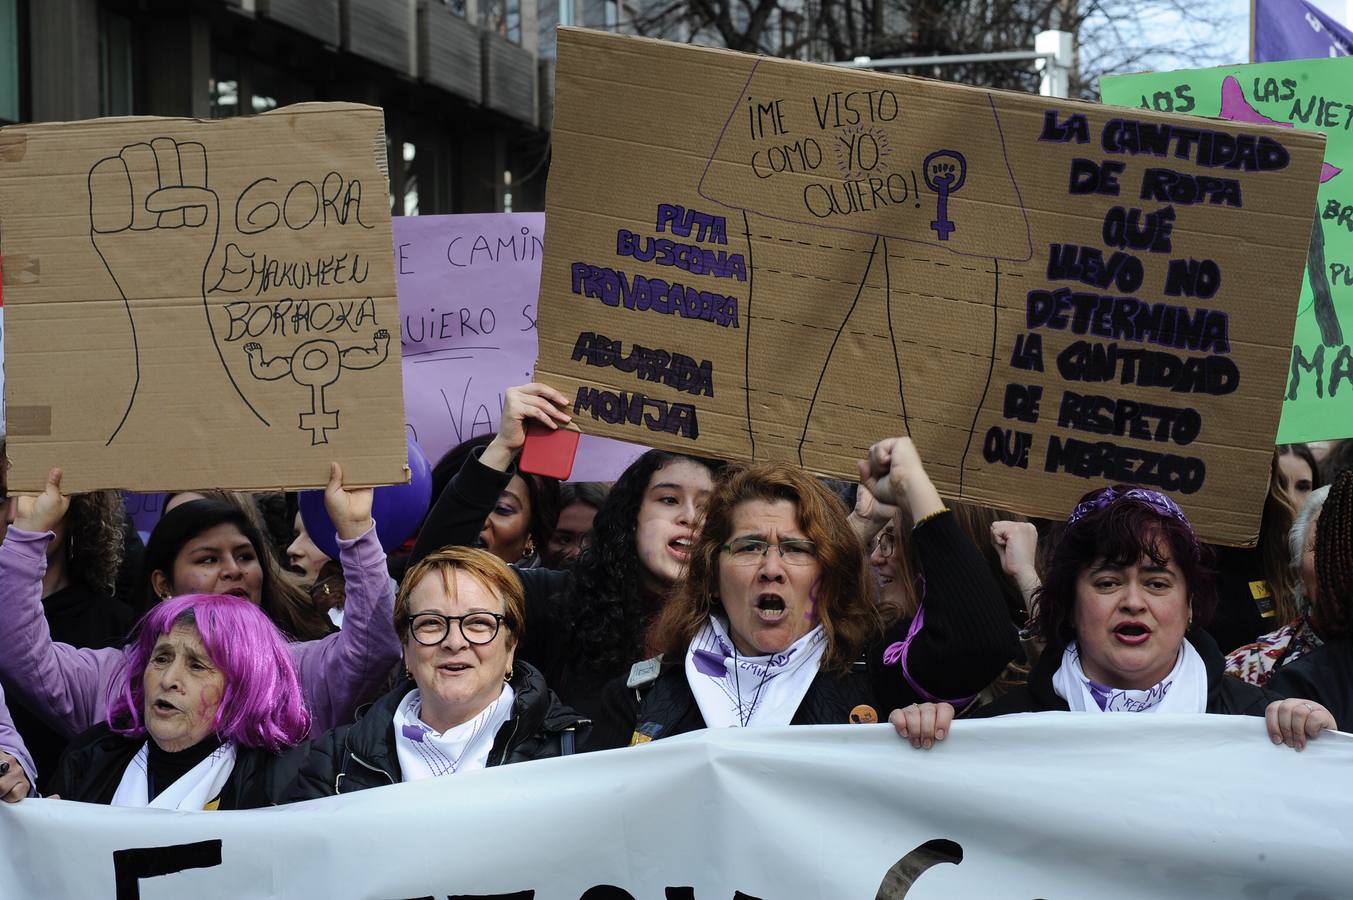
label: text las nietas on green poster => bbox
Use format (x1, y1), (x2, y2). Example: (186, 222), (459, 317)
(1103, 59), (1353, 443)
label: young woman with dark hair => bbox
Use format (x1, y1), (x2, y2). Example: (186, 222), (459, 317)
(0, 466), (401, 747)
(144, 495), (331, 641)
(430, 433), (561, 567)
(1278, 443), (1322, 510)
(409, 384), (722, 721)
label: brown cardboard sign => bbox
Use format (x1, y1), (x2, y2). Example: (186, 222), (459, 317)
(0, 103), (408, 493)
(536, 29), (1327, 546)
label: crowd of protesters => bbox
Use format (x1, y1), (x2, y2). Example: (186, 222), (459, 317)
(0, 388), (1345, 810)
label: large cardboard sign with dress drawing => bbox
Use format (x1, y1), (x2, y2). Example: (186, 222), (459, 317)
(0, 103), (407, 493)
(535, 29), (1328, 545)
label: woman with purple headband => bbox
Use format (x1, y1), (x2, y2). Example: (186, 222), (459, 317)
(50, 594), (309, 810)
(891, 485), (1337, 750)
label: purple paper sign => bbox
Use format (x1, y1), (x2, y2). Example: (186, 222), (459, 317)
(394, 215), (648, 481)
(123, 491), (168, 542)
(1256, 0), (1353, 61)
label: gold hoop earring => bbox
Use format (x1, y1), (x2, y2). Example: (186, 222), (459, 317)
(521, 536), (536, 560)
(504, 668), (514, 683)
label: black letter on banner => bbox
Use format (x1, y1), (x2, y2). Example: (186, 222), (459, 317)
(579, 889), (636, 899)
(447, 893), (536, 899)
(113, 840), (223, 900)
(873, 838), (964, 898)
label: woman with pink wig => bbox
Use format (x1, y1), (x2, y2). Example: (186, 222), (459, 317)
(50, 594), (309, 810)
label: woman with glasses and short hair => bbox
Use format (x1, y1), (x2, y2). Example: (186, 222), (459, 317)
(891, 485), (1337, 751)
(588, 439), (1018, 749)
(280, 547), (588, 799)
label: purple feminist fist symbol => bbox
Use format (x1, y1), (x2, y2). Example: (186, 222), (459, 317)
(923, 150), (967, 241)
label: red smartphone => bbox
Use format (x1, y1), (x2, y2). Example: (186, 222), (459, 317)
(519, 421), (580, 480)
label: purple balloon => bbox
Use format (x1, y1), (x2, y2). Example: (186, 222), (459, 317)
(298, 435), (433, 563)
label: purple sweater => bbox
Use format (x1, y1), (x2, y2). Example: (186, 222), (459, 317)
(0, 524), (400, 740)
(0, 682), (37, 796)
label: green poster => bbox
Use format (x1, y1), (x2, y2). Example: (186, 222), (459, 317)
(1103, 61), (1352, 443)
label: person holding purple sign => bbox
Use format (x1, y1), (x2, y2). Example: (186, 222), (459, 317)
(0, 445), (137, 794)
(0, 465), (401, 747)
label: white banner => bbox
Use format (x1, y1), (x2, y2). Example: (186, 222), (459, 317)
(2, 715), (1351, 899)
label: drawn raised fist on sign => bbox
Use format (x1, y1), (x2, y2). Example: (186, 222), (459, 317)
(88, 138), (222, 444)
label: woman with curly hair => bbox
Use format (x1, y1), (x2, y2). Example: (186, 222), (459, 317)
(409, 384), (720, 722)
(2, 477), (136, 792)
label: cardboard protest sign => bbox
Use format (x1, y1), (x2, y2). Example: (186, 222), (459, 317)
(1102, 60), (1353, 444)
(0, 103), (407, 493)
(394, 213), (647, 481)
(536, 28), (1327, 545)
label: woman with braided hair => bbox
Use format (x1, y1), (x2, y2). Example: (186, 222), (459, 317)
(1269, 470), (1353, 727)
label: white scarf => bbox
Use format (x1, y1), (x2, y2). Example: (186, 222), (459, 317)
(685, 616), (827, 728)
(393, 686), (515, 783)
(1051, 640), (1208, 713)
(110, 741), (238, 811)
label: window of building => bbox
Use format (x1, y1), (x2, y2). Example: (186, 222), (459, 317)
(210, 53), (241, 118)
(442, 0), (467, 16)
(99, 10), (135, 117)
(402, 142), (419, 215)
(483, 0), (521, 44)
(0, 0), (21, 122)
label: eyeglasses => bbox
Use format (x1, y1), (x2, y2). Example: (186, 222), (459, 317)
(720, 537), (818, 566)
(871, 529), (896, 559)
(408, 612), (505, 646)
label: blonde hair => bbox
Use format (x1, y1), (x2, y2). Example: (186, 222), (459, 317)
(395, 546), (526, 647)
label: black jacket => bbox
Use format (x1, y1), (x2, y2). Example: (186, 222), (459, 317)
(971, 629), (1273, 717)
(411, 454), (1019, 726)
(280, 661), (589, 800)
(50, 723), (277, 810)
(1268, 638), (1352, 730)
(588, 656), (877, 751)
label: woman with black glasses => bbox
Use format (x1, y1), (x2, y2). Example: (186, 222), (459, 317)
(280, 547), (588, 799)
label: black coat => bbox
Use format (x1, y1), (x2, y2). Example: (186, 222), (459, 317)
(1268, 638), (1353, 730)
(280, 661), (589, 800)
(971, 629), (1273, 717)
(588, 656), (877, 751)
(411, 454), (1019, 727)
(50, 723), (277, 810)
